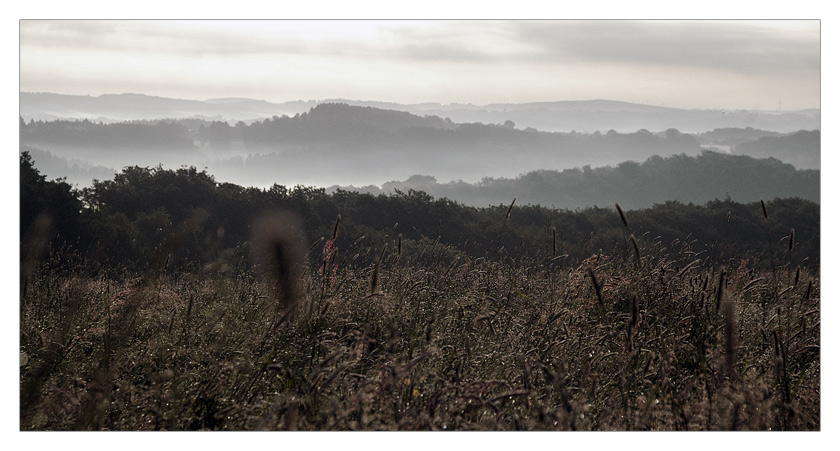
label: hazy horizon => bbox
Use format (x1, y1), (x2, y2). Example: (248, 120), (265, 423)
(20, 20), (820, 111)
(17, 90), (824, 114)
(17, 19), (823, 194)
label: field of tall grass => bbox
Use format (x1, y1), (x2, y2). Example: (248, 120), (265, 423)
(19, 209), (819, 431)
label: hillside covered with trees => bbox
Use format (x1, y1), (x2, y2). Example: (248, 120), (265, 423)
(21, 92), (821, 133)
(733, 130), (820, 170)
(21, 150), (819, 276)
(336, 151), (819, 209)
(20, 103), (820, 211)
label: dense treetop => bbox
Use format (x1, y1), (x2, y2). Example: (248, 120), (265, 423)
(21, 151), (819, 276)
(339, 151), (818, 209)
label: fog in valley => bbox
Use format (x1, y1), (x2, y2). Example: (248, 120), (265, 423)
(19, 19), (821, 210)
(20, 92), (820, 209)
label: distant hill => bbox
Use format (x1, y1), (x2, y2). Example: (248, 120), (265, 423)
(695, 127), (786, 148)
(20, 102), (820, 190)
(732, 130), (820, 170)
(19, 92), (298, 123)
(20, 92), (820, 133)
(21, 145), (116, 188)
(214, 103), (709, 187)
(331, 151), (819, 209)
(19, 103), (707, 187)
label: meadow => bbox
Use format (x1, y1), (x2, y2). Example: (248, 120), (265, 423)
(19, 206), (820, 430)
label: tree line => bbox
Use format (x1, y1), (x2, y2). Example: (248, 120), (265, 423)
(20, 117), (195, 149)
(337, 151), (819, 209)
(21, 150), (819, 278)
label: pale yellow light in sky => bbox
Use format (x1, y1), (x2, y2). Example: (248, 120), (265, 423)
(19, 20), (820, 110)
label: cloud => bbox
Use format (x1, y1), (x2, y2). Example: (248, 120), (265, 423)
(380, 21), (525, 62)
(19, 20), (820, 109)
(21, 20), (308, 56)
(511, 20), (819, 76)
(21, 20), (819, 71)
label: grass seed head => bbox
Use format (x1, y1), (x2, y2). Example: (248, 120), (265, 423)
(616, 203), (629, 227)
(506, 198), (516, 220)
(630, 234), (641, 265)
(715, 270), (726, 312)
(587, 267), (603, 306)
(332, 215), (342, 241)
(251, 210), (307, 314)
(370, 245), (386, 294)
(789, 229), (795, 252)
(723, 296), (739, 380)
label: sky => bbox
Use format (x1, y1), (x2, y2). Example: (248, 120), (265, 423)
(19, 19), (820, 111)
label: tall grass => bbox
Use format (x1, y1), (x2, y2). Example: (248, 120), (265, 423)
(20, 209), (819, 430)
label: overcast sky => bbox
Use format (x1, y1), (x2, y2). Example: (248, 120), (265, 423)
(19, 19), (820, 110)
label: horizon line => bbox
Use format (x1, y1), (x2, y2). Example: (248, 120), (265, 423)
(20, 91), (822, 113)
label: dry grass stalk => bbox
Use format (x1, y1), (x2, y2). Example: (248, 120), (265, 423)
(628, 295), (640, 352)
(332, 215), (341, 241)
(788, 229), (795, 252)
(588, 267), (603, 306)
(743, 277), (765, 292)
(678, 259), (701, 278)
(723, 296), (739, 380)
(251, 210), (307, 315)
(615, 203), (629, 227)
(772, 330), (791, 428)
(370, 245), (386, 295)
(715, 270), (726, 312)
(630, 235), (641, 265)
(494, 198), (517, 255)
